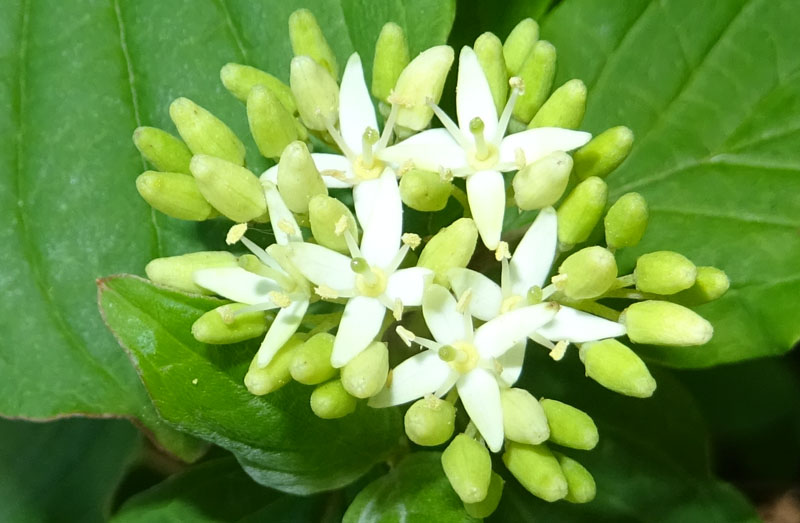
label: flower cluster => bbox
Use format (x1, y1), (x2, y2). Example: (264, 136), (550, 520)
(134, 11), (729, 516)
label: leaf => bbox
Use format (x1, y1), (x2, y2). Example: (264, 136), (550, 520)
(541, 0), (800, 366)
(449, 0), (555, 50)
(0, 417), (140, 523)
(98, 274), (403, 495)
(343, 452), (479, 523)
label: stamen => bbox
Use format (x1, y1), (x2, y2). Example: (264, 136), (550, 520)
(334, 215), (349, 236)
(514, 148), (526, 169)
(278, 219), (297, 237)
(494, 77), (524, 143)
(541, 283), (558, 300)
(268, 291), (292, 308)
(549, 340), (569, 361)
(495, 241), (511, 261)
(226, 223), (248, 245)
(500, 295), (522, 314)
(500, 256), (512, 298)
(456, 288), (473, 314)
(551, 273), (568, 289)
(376, 103), (399, 151)
(439, 167), (454, 182)
(426, 98), (471, 150)
(361, 127), (380, 168)
(401, 233), (421, 250)
(469, 117), (490, 160)
(396, 325), (416, 346)
(398, 159), (415, 176)
(529, 332), (555, 350)
(235, 301), (280, 315)
(388, 244), (410, 273)
(343, 230), (362, 259)
(324, 120), (357, 160)
(240, 236), (284, 273)
(392, 298), (404, 321)
(314, 285), (339, 300)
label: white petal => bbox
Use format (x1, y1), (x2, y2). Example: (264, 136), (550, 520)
(378, 128), (468, 172)
(359, 170), (402, 269)
(509, 207), (557, 295)
(331, 296), (386, 367)
(263, 183), (302, 244)
(260, 165), (278, 184)
(287, 243), (355, 293)
(193, 267), (282, 306)
(448, 268), (502, 322)
(422, 284), (470, 345)
(500, 128), (591, 166)
(254, 298), (309, 367)
(385, 267), (434, 306)
(497, 340), (525, 387)
(353, 177), (381, 227)
(456, 46), (498, 142)
(466, 170), (505, 250)
(339, 53), (378, 154)
(536, 306), (627, 343)
(474, 302), (559, 358)
(311, 153), (354, 188)
(457, 368), (504, 452)
(368, 350), (455, 407)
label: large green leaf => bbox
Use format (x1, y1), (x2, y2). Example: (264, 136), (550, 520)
(542, 0), (800, 366)
(98, 274), (403, 494)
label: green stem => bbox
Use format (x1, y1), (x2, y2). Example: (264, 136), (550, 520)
(450, 185), (471, 218)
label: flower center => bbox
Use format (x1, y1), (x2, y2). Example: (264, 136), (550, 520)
(438, 341), (479, 374)
(352, 257), (388, 297)
(353, 127), (385, 180)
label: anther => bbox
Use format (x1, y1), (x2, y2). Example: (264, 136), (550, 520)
(226, 223), (248, 245)
(396, 325), (416, 347)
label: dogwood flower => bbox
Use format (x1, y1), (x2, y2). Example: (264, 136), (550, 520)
(379, 46), (592, 249)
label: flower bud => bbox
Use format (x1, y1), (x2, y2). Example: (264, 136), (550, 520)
(290, 332), (337, 385)
(191, 303), (269, 344)
(135, 171), (215, 221)
(418, 218), (478, 285)
(635, 251), (697, 295)
(399, 168), (452, 212)
(341, 341), (389, 399)
(503, 18), (539, 76)
(244, 335), (305, 395)
(512, 151), (572, 210)
(554, 452), (596, 504)
(502, 442), (568, 502)
(556, 246), (617, 300)
(579, 339), (656, 398)
(500, 388), (550, 445)
(441, 434), (492, 504)
(238, 254), (277, 277)
(247, 85), (303, 160)
(528, 79), (587, 130)
(190, 155), (267, 222)
(308, 195), (358, 253)
(604, 192), (648, 249)
(404, 396), (456, 446)
(169, 97), (245, 165)
(620, 301), (713, 346)
(132, 127), (193, 174)
(391, 46), (455, 131)
(673, 266), (730, 305)
(573, 126), (634, 180)
(539, 399), (598, 450)
(145, 251), (238, 294)
(310, 379), (357, 419)
(220, 63), (296, 113)
(372, 22), (410, 102)
(290, 56), (339, 131)
(557, 176), (608, 247)
(276, 141), (328, 213)
(474, 32), (508, 115)
(513, 41), (556, 124)
(288, 8), (338, 77)
(464, 472), (504, 518)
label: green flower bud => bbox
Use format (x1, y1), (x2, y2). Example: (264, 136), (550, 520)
(503, 18), (539, 76)
(573, 126), (634, 180)
(132, 127), (193, 174)
(528, 79), (587, 130)
(290, 332), (337, 385)
(464, 472), (504, 518)
(290, 56), (340, 131)
(502, 442), (568, 502)
(620, 300), (713, 346)
(513, 41), (556, 124)
(579, 339), (656, 398)
(604, 192), (648, 249)
(399, 168), (452, 212)
(190, 155), (267, 222)
(391, 46), (455, 131)
(635, 251), (697, 295)
(135, 171), (215, 221)
(310, 379), (357, 419)
(372, 22), (410, 102)
(512, 151), (572, 210)
(554, 452), (596, 504)
(441, 434), (492, 504)
(672, 266), (730, 305)
(341, 341), (389, 399)
(289, 8), (339, 78)
(169, 97), (245, 165)
(557, 176), (608, 247)
(539, 399), (599, 450)
(191, 303), (268, 344)
(474, 32), (508, 115)
(277, 141), (328, 214)
(308, 195), (357, 254)
(244, 335), (305, 395)
(500, 388), (550, 445)
(247, 85), (303, 160)
(556, 246), (617, 300)
(418, 218), (478, 285)
(220, 63), (296, 113)
(404, 396), (456, 446)
(145, 251), (238, 294)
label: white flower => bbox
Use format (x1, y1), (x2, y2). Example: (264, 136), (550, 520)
(286, 169), (433, 367)
(370, 284), (559, 452)
(379, 46), (592, 250)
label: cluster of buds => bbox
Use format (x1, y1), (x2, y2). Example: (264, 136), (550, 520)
(134, 11), (729, 516)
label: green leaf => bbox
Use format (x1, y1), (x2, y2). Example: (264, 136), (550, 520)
(98, 274), (403, 494)
(0, 418), (140, 523)
(542, 0), (800, 366)
(449, 0), (554, 50)
(344, 452), (479, 523)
